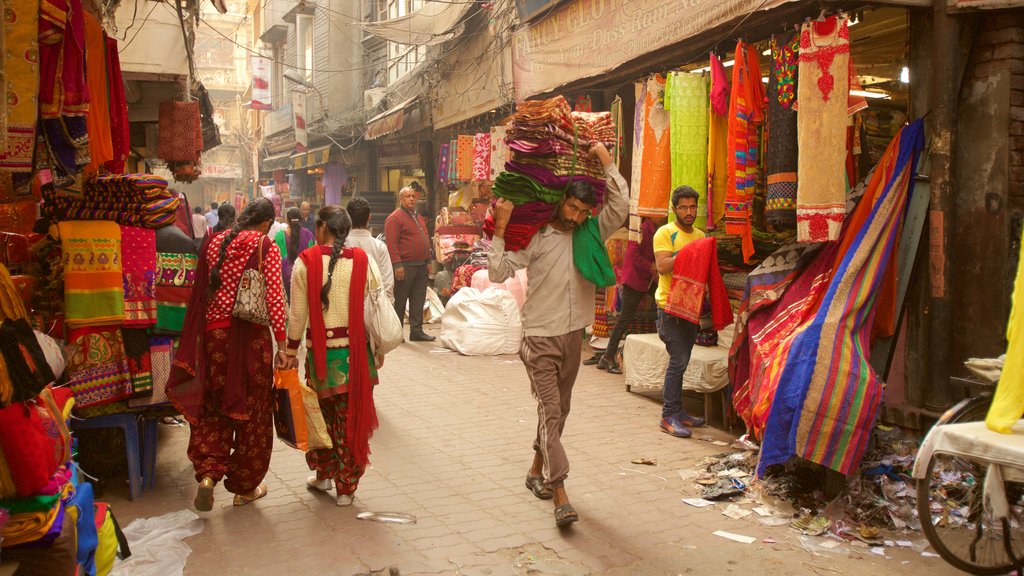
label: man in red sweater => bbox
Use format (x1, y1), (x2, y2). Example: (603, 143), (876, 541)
(384, 186), (434, 342)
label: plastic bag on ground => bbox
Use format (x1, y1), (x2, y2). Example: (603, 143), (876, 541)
(440, 287), (523, 356)
(110, 509), (204, 576)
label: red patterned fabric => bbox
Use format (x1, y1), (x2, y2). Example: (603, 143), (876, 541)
(664, 237), (733, 330)
(0, 400), (57, 497)
(120, 226), (157, 328)
(185, 328), (273, 494)
(104, 37), (130, 174)
(157, 101), (203, 163)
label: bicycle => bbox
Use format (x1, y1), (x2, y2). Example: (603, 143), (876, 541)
(913, 373), (1024, 574)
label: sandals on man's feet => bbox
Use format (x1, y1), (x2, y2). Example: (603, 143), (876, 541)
(232, 484), (268, 506)
(525, 475), (553, 500)
(554, 503), (578, 527)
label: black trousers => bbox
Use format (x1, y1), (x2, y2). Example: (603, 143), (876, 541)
(393, 263), (429, 333)
(604, 282), (657, 359)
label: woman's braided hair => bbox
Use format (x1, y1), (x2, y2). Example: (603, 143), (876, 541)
(285, 207), (302, 264)
(208, 197), (276, 295)
(316, 205), (351, 311)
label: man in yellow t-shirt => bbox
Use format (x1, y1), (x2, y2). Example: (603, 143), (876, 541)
(652, 186), (706, 438)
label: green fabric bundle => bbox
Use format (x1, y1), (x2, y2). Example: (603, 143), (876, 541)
(572, 217), (615, 287)
(492, 171), (564, 206)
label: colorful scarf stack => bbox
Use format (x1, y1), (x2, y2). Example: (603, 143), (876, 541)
(120, 225), (157, 327)
(59, 221), (124, 328)
(44, 174), (180, 228)
(664, 237), (733, 330)
(482, 200), (557, 252)
(744, 120), (924, 477)
(724, 42), (767, 264)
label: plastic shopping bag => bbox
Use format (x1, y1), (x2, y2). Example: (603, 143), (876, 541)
(272, 369), (308, 451)
(300, 382), (332, 451)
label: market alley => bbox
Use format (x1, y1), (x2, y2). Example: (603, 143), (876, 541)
(107, 332), (963, 576)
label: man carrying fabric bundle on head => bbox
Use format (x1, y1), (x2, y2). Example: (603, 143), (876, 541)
(488, 142), (627, 528)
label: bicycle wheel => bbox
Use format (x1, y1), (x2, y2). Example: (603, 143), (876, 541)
(917, 452), (1024, 575)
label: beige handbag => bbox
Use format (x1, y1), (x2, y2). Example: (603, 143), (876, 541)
(232, 239), (271, 326)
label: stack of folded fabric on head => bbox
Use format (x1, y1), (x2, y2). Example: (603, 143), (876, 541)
(483, 96), (616, 251)
(42, 174), (181, 229)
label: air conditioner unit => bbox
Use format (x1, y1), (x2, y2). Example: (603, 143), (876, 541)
(364, 88), (386, 113)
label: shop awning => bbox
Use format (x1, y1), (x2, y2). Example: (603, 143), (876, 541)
(365, 96), (418, 140)
(261, 151), (293, 173)
(290, 144), (335, 170)
(357, 1), (474, 46)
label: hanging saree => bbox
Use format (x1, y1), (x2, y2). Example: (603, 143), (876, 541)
(757, 119), (925, 477)
(632, 75), (672, 219)
(0, 0), (39, 175)
(666, 72), (709, 229)
(489, 126), (509, 181)
(84, 12), (113, 174)
(765, 33), (800, 230)
(472, 132), (491, 181)
(707, 54), (730, 232)
(986, 226), (1024, 433)
(456, 134), (475, 182)
(725, 42), (766, 263)
(104, 36), (130, 174)
(796, 15), (868, 242)
(437, 142), (450, 185)
(120, 225), (157, 327)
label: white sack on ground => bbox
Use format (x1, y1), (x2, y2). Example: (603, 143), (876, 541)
(111, 510), (204, 576)
(440, 288), (523, 356)
(471, 268), (528, 310)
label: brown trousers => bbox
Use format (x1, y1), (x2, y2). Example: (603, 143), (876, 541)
(519, 329), (584, 489)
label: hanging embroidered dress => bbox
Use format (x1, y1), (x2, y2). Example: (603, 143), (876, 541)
(0, 0), (40, 195)
(666, 72), (709, 229)
(796, 15), (868, 242)
(632, 75), (672, 219)
(765, 33), (800, 230)
(724, 42), (766, 263)
(757, 120), (925, 476)
(706, 54), (730, 232)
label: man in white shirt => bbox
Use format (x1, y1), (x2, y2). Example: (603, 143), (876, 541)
(205, 202), (220, 228)
(346, 196), (394, 304)
(191, 206), (209, 244)
(488, 143), (627, 528)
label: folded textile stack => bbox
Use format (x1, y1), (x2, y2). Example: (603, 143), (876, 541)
(485, 96), (617, 252)
(43, 174), (180, 229)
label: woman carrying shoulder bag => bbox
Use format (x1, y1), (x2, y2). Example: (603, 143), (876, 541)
(285, 205), (384, 506)
(168, 197), (289, 511)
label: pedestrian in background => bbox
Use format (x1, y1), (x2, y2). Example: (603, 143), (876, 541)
(384, 186), (434, 342)
(191, 206), (209, 249)
(205, 201), (219, 229)
(346, 196), (394, 305)
(212, 203), (236, 234)
(488, 142), (628, 528)
(286, 205), (384, 506)
(275, 207), (315, 300)
(300, 201), (316, 235)
(167, 197), (289, 511)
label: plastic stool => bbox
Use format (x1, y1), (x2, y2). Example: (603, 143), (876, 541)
(141, 418), (158, 491)
(72, 413), (143, 500)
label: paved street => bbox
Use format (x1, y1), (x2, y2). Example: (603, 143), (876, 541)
(107, 327), (963, 575)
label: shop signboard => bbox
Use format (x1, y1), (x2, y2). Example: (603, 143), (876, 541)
(203, 164), (243, 179)
(266, 104), (293, 137)
(250, 56), (272, 110)
(515, 0), (568, 22)
(512, 0), (793, 99)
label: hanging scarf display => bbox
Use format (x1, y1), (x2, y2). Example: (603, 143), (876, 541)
(631, 75), (672, 219)
(489, 126), (509, 181)
(437, 142), (450, 185)
(0, 0), (39, 174)
(472, 132), (491, 181)
(83, 12), (113, 173)
(59, 221), (124, 328)
(757, 120), (924, 476)
(665, 71), (709, 229)
(765, 33), (800, 230)
(706, 54), (730, 232)
(120, 226), (157, 327)
(447, 138), (459, 183)
(724, 42), (766, 264)
(456, 134), (475, 181)
(104, 36), (130, 174)
(796, 15), (868, 242)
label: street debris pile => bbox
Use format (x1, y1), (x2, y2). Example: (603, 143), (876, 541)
(672, 427), (948, 560)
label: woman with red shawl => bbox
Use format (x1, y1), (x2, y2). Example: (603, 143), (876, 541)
(285, 205), (383, 506)
(167, 198), (289, 511)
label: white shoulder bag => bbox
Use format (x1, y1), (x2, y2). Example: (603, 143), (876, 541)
(364, 259), (403, 356)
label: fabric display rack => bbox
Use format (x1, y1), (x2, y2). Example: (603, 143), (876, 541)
(0, 0), (205, 572)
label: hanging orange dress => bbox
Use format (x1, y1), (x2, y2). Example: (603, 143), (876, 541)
(84, 12), (113, 174)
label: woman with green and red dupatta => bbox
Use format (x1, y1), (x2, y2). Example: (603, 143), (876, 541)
(285, 205), (383, 506)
